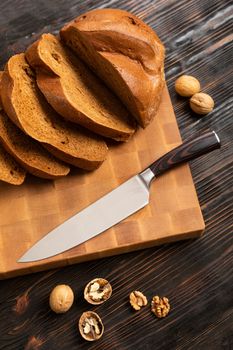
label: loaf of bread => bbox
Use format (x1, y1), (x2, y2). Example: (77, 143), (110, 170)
(25, 33), (136, 141)
(0, 141), (26, 185)
(60, 8), (165, 128)
(0, 9), (166, 185)
(1, 53), (108, 171)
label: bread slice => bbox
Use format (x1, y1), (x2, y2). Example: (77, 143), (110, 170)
(25, 33), (135, 141)
(60, 9), (165, 128)
(0, 142), (25, 185)
(0, 71), (69, 180)
(0, 106), (70, 179)
(1, 54), (108, 170)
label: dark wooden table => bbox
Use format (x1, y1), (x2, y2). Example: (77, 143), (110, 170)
(0, 0), (232, 349)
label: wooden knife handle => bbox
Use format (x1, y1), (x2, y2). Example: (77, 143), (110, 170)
(149, 131), (221, 177)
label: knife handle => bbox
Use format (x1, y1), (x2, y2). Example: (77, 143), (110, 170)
(149, 131), (221, 177)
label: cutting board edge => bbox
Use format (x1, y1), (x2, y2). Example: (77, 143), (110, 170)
(0, 225), (205, 280)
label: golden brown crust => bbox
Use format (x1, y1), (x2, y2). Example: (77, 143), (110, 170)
(60, 8), (165, 128)
(25, 39), (52, 73)
(0, 65), (22, 130)
(26, 34), (135, 141)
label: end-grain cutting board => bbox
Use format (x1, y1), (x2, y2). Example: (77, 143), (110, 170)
(0, 86), (205, 279)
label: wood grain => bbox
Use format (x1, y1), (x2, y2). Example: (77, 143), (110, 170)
(0, 85), (205, 278)
(149, 131), (220, 176)
(0, 0), (232, 349)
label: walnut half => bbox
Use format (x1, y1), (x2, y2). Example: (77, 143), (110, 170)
(151, 296), (170, 318)
(78, 311), (104, 341)
(129, 291), (148, 311)
(84, 278), (112, 305)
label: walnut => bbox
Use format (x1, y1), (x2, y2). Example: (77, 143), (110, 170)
(151, 296), (170, 318)
(175, 75), (200, 97)
(78, 311), (104, 341)
(84, 278), (112, 305)
(190, 92), (214, 114)
(129, 291), (148, 311)
(49, 284), (74, 314)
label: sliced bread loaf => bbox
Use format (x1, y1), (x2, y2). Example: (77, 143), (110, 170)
(1, 54), (108, 170)
(25, 33), (135, 141)
(60, 9), (165, 128)
(0, 142), (25, 185)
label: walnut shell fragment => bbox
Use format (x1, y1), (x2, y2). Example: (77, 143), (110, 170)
(79, 311), (104, 341)
(129, 291), (148, 310)
(84, 278), (112, 305)
(151, 295), (170, 318)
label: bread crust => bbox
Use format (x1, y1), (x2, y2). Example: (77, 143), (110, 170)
(60, 8), (165, 128)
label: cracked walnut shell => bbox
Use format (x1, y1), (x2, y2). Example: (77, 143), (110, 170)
(129, 291), (148, 311)
(79, 311), (104, 341)
(84, 278), (112, 305)
(151, 296), (170, 318)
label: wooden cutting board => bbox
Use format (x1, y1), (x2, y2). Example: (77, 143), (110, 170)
(0, 86), (205, 279)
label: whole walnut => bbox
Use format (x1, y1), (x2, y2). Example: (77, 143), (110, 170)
(175, 75), (200, 97)
(190, 93), (214, 114)
(49, 284), (74, 313)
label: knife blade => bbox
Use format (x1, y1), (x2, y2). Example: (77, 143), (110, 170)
(18, 131), (220, 262)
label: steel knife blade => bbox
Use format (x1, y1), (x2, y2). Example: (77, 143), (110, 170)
(18, 131), (220, 262)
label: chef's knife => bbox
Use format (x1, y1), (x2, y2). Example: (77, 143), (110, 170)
(18, 131), (221, 262)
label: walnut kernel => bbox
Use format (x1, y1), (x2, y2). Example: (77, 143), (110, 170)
(79, 311), (104, 341)
(175, 75), (200, 97)
(49, 284), (74, 314)
(151, 295), (170, 318)
(190, 92), (214, 114)
(129, 291), (148, 311)
(84, 278), (112, 305)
